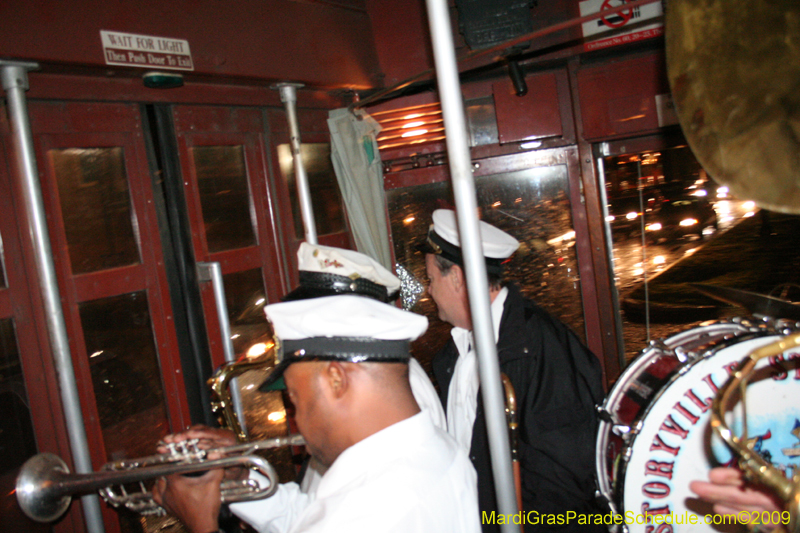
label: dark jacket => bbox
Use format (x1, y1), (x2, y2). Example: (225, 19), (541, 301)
(432, 284), (606, 532)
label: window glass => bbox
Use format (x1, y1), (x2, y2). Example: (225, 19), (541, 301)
(193, 145), (257, 253)
(278, 143), (346, 238)
(221, 269), (294, 481)
(0, 319), (48, 531)
(79, 292), (169, 461)
(388, 164), (585, 368)
(603, 146), (774, 363)
(50, 148), (140, 274)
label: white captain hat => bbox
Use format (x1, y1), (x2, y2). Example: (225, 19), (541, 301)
(422, 209), (520, 275)
(282, 242), (401, 303)
(259, 294), (428, 390)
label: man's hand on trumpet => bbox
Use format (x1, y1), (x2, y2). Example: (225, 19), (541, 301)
(157, 424), (248, 481)
(153, 467), (224, 533)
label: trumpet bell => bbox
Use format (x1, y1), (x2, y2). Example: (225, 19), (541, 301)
(16, 453), (72, 523)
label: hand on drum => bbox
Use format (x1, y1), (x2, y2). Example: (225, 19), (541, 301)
(690, 467), (783, 526)
(153, 468), (224, 533)
(158, 424), (247, 481)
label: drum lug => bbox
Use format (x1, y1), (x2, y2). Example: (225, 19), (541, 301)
(611, 423), (634, 440)
(674, 346), (690, 363)
(596, 405), (614, 423)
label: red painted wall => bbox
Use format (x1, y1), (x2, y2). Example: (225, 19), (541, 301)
(0, 0), (381, 89)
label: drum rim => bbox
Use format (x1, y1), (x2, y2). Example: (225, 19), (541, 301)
(595, 320), (783, 511)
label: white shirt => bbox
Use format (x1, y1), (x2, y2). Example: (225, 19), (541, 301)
(446, 287), (508, 452)
(409, 356), (447, 430)
(298, 357), (446, 494)
(230, 412), (481, 533)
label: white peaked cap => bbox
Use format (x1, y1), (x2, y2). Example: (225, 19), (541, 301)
(297, 242), (401, 293)
(266, 294), (428, 341)
(432, 209), (520, 259)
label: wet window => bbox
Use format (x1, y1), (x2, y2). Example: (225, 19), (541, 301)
(219, 269), (294, 481)
(79, 292), (169, 461)
(193, 145), (257, 253)
(278, 143), (346, 238)
(0, 319), (47, 532)
(388, 164), (585, 367)
(222, 268), (273, 361)
(603, 146), (774, 363)
(0, 319), (37, 476)
(50, 148), (141, 274)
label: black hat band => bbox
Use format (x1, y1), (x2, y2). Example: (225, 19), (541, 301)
(427, 229), (506, 276)
(297, 271), (390, 302)
(259, 336), (410, 391)
(280, 336), (410, 363)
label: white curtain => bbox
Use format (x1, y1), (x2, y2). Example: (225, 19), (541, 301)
(327, 107), (392, 269)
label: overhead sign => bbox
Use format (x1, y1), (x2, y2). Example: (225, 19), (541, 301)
(100, 30), (194, 71)
(579, 0), (663, 52)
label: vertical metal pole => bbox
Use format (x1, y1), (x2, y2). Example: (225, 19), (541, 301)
(423, 1), (519, 529)
(596, 155), (627, 372)
(197, 262), (247, 438)
(275, 83), (317, 245)
(0, 60), (106, 533)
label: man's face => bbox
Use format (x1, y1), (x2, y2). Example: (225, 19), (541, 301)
(425, 253), (458, 326)
(283, 362), (338, 467)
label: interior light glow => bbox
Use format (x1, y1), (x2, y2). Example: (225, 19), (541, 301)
(679, 218), (698, 226)
(401, 129), (428, 138)
(90, 351), (104, 358)
(743, 201), (756, 210)
(646, 223), (662, 231)
(633, 268), (644, 276)
(268, 410), (286, 423)
(255, 298), (265, 306)
(403, 215), (415, 225)
(605, 215), (615, 223)
(247, 343), (269, 357)
(653, 256), (665, 265)
(743, 211), (755, 218)
(519, 141), (542, 150)
(625, 212), (638, 220)
(403, 113), (423, 120)
(402, 121), (425, 129)
(492, 201), (501, 208)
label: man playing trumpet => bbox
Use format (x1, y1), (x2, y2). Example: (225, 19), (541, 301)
(153, 295), (481, 533)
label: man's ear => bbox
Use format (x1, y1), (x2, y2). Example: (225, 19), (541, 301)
(450, 264), (466, 292)
(324, 361), (348, 399)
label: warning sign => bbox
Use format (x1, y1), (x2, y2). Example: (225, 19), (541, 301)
(100, 30), (194, 71)
(579, 0), (663, 52)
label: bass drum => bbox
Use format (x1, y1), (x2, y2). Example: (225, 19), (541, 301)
(597, 318), (800, 531)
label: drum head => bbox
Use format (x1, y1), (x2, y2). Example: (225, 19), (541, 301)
(621, 335), (800, 531)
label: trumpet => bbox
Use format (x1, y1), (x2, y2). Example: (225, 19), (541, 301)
(711, 331), (800, 533)
(16, 433), (305, 523)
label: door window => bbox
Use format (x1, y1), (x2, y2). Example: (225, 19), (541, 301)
(50, 147), (141, 274)
(193, 145), (257, 253)
(277, 142), (346, 238)
(388, 160), (585, 366)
